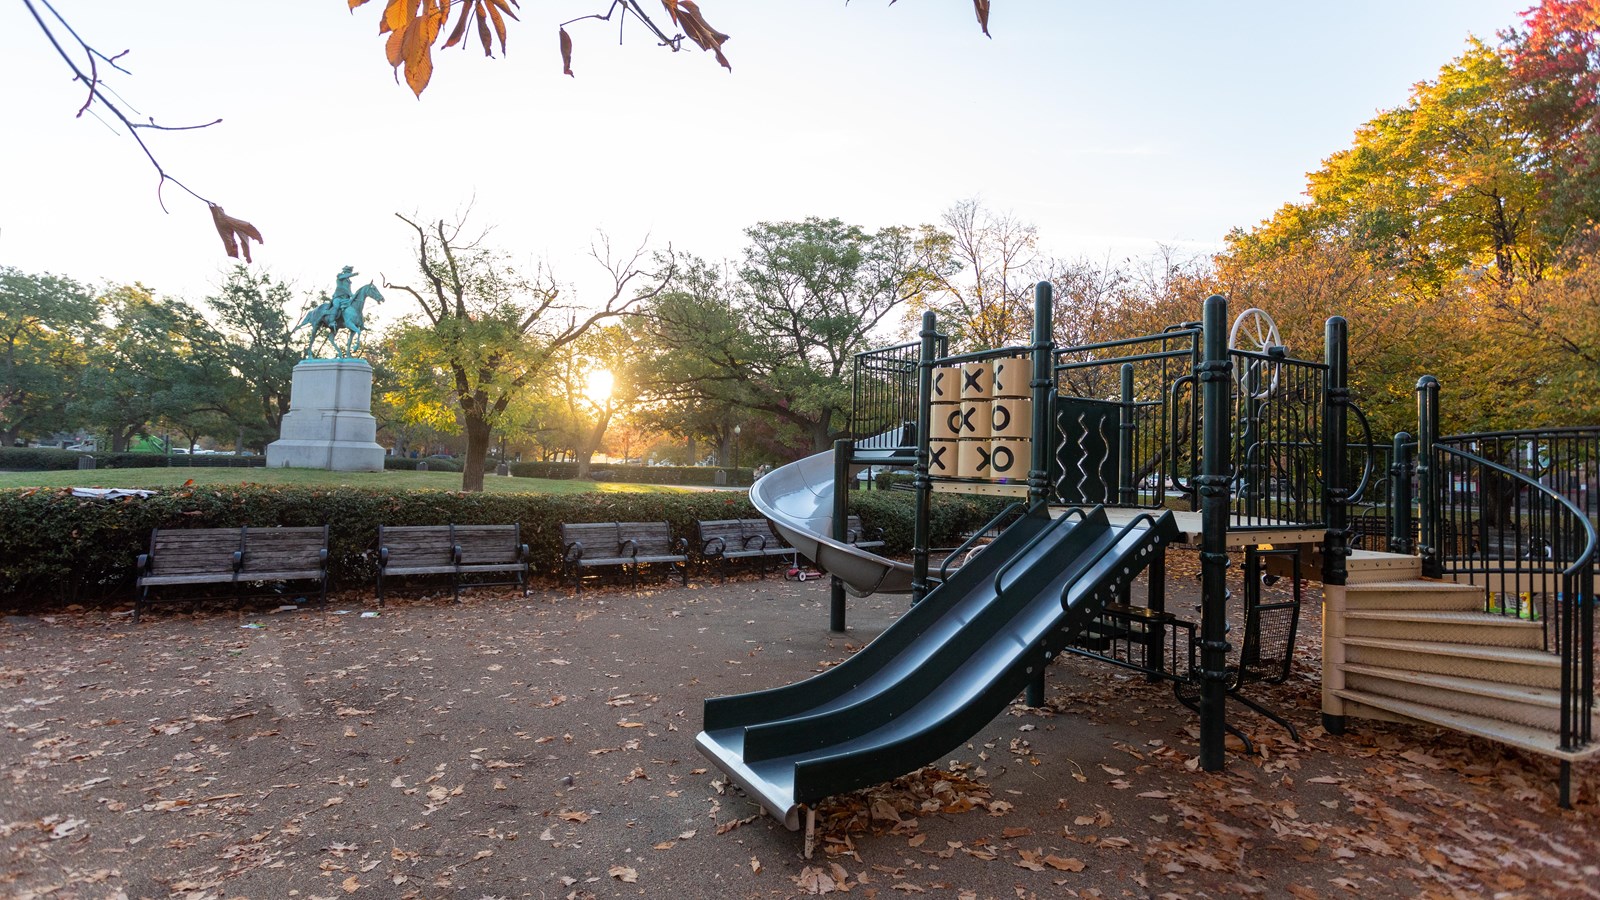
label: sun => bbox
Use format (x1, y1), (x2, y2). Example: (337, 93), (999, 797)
(584, 369), (614, 405)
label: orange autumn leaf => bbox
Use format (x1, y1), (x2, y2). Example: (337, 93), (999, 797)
(208, 205), (263, 263)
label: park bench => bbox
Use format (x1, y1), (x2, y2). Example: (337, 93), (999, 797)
(376, 524), (529, 605)
(618, 521), (690, 588)
(561, 522), (631, 593)
(842, 515), (886, 550)
(134, 525), (329, 623)
(697, 518), (797, 581)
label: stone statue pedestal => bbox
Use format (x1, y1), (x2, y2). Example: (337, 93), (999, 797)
(265, 359), (385, 472)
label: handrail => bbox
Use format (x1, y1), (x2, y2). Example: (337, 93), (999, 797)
(1055, 329), (1200, 356)
(1438, 424), (1600, 443)
(1434, 444), (1598, 580)
(1167, 373), (1196, 496)
(1055, 511), (1169, 612)
(1344, 403), (1377, 505)
(930, 345), (1030, 367)
(993, 507), (1087, 596)
(938, 501), (1027, 582)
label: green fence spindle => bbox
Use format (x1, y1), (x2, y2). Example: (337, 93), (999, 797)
(1390, 431), (1413, 554)
(912, 312), (937, 603)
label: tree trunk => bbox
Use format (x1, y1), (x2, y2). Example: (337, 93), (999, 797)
(575, 412), (613, 479)
(461, 414), (492, 492)
(811, 416), (833, 453)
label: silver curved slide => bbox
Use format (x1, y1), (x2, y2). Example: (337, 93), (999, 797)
(749, 442), (915, 597)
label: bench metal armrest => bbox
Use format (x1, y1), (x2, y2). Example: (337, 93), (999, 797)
(673, 537), (688, 554)
(517, 543), (528, 562)
(618, 539), (638, 559)
(743, 534), (767, 550)
(318, 548), (329, 569)
(452, 544), (464, 565)
(231, 550), (244, 572)
(565, 541), (585, 562)
(378, 546), (390, 568)
(702, 537), (726, 557)
(136, 553), (150, 574)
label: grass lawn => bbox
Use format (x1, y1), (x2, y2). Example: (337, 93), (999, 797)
(0, 466), (686, 494)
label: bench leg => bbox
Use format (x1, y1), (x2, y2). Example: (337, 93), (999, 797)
(452, 570), (462, 603)
(318, 573), (328, 611)
(377, 570), (386, 608)
(680, 559), (688, 587)
(134, 585), (147, 624)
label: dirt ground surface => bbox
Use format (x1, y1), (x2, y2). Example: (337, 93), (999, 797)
(3, 559), (1597, 900)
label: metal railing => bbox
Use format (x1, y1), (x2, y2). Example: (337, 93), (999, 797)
(1052, 327), (1201, 508)
(1416, 378), (1597, 756)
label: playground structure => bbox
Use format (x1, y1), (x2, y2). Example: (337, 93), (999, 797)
(698, 284), (1596, 849)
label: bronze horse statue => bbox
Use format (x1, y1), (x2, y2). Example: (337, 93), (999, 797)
(295, 282), (384, 358)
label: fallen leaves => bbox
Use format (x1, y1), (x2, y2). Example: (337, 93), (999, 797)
(607, 863), (638, 883)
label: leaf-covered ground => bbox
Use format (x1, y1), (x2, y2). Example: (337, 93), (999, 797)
(2, 560), (1595, 899)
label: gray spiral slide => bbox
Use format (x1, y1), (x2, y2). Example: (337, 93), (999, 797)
(748, 441), (915, 596)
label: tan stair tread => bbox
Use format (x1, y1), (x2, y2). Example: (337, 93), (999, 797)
(1341, 636), (1560, 667)
(1347, 550), (1420, 564)
(1333, 689), (1600, 761)
(1343, 609), (1543, 628)
(1339, 663), (1573, 710)
(1345, 579), (1481, 593)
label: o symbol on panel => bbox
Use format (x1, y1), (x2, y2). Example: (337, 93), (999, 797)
(947, 408), (968, 435)
(992, 445), (1015, 473)
(992, 405), (1011, 432)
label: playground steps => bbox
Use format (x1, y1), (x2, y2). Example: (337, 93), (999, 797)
(1343, 550), (1422, 584)
(1325, 575), (1595, 765)
(1342, 580), (1482, 610)
(1342, 636), (1562, 689)
(1342, 608), (1545, 648)
(1330, 689), (1598, 762)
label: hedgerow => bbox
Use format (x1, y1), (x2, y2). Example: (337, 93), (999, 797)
(510, 461), (755, 485)
(0, 483), (1006, 609)
(0, 448), (266, 470)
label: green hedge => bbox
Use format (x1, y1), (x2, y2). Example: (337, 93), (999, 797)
(0, 484), (1008, 609)
(848, 490), (1012, 554)
(383, 456), (466, 472)
(509, 461), (755, 485)
(0, 447), (265, 471)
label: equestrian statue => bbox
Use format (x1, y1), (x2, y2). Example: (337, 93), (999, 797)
(295, 265), (384, 358)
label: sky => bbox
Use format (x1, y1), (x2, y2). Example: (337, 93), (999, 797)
(0, 1), (1529, 332)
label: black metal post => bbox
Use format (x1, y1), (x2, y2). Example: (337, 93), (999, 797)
(1146, 547), (1166, 683)
(1323, 316), (1350, 586)
(1118, 362), (1136, 506)
(831, 438), (853, 632)
(1197, 294), (1232, 772)
(1389, 431), (1413, 555)
(1416, 376), (1441, 577)
(912, 312), (937, 603)
(1028, 282), (1054, 513)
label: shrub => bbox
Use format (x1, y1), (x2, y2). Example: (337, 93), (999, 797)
(0, 481), (1009, 610)
(0, 447), (82, 471)
(507, 462), (754, 485)
(0, 485), (761, 609)
(0, 448), (267, 471)
(384, 456), (466, 472)
(849, 490), (1012, 554)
